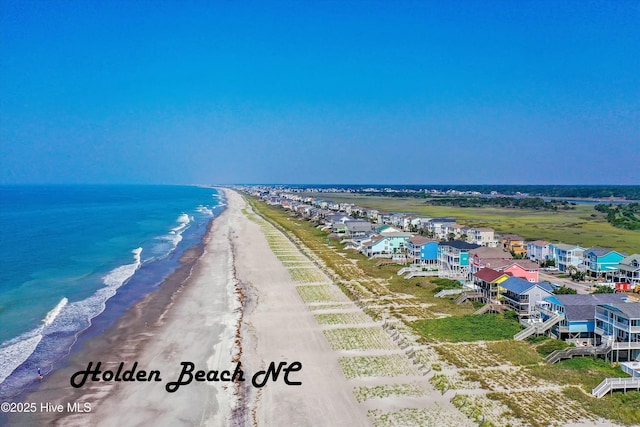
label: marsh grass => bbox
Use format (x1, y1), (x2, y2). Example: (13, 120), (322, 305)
(300, 194), (640, 254)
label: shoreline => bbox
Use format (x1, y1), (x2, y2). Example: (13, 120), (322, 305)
(8, 189), (239, 426)
(8, 188), (380, 426)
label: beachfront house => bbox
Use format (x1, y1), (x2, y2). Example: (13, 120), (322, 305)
(614, 254), (640, 286)
(437, 240), (480, 280)
(595, 302), (640, 362)
(549, 243), (586, 272)
(527, 240), (552, 263)
(583, 248), (626, 279)
(407, 236), (439, 266)
(362, 233), (412, 258)
(343, 220), (374, 238)
(498, 277), (554, 317)
(325, 213), (353, 225)
(541, 294), (627, 345)
(473, 267), (511, 303)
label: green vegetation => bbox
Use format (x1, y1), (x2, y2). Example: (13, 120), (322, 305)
(245, 194), (638, 426)
(532, 337), (571, 356)
(485, 340), (542, 365)
(595, 203), (640, 230)
(352, 184), (640, 200)
(564, 386), (640, 427)
(553, 286), (577, 295)
(353, 383), (425, 402)
(592, 285), (615, 294)
(424, 196), (574, 210)
(300, 193), (640, 254)
(322, 328), (396, 351)
(412, 313), (521, 342)
(431, 277), (462, 293)
(529, 357), (628, 391)
(338, 355), (415, 379)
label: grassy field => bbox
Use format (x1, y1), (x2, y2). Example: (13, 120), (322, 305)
(412, 313), (522, 342)
(304, 193), (640, 253)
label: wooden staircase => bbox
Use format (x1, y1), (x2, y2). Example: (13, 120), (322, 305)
(546, 343), (612, 364)
(513, 313), (565, 341)
(592, 377), (640, 398)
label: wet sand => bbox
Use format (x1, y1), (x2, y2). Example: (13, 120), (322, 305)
(10, 189), (370, 426)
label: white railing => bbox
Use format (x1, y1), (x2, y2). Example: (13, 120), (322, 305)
(592, 377), (640, 398)
(434, 289), (464, 298)
(611, 342), (640, 350)
(514, 313), (565, 341)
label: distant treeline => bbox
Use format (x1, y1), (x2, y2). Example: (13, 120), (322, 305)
(422, 196), (575, 211)
(595, 203), (640, 230)
(296, 185), (640, 200)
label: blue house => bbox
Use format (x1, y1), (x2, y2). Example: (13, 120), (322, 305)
(583, 247), (625, 279)
(595, 302), (640, 361)
(407, 236), (439, 266)
(362, 233), (412, 257)
(437, 240), (479, 280)
(541, 294), (627, 345)
(549, 243), (585, 272)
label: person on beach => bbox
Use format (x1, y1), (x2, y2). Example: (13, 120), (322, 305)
(37, 368), (43, 382)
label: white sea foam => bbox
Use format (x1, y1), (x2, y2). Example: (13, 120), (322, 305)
(172, 213), (190, 231)
(152, 214), (193, 258)
(102, 248), (142, 288)
(0, 334), (43, 385)
(0, 249), (142, 387)
(0, 296), (68, 385)
(42, 297), (68, 327)
(196, 205), (214, 216)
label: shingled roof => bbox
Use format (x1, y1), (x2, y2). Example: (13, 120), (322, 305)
(500, 277), (553, 295)
(439, 240), (480, 250)
(548, 294), (628, 322)
(474, 267), (510, 282)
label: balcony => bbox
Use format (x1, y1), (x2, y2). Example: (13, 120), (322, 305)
(611, 342), (640, 350)
(538, 307), (562, 319)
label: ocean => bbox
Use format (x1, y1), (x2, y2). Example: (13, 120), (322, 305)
(0, 185), (224, 399)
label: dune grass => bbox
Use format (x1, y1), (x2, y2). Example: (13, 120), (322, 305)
(412, 313), (522, 342)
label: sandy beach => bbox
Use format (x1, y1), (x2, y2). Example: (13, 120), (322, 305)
(11, 189), (383, 426)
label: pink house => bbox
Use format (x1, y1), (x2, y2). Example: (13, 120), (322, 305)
(499, 260), (540, 282)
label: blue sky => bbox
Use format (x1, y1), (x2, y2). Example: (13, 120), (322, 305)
(1, 0), (638, 185)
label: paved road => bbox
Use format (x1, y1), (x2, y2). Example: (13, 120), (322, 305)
(539, 272), (593, 294)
